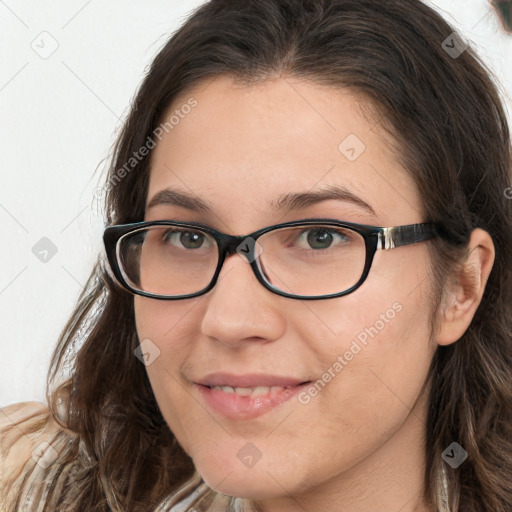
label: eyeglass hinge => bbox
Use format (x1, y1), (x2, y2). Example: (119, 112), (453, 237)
(378, 227), (396, 250)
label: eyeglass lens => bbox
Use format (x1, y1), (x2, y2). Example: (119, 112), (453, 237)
(117, 224), (367, 298)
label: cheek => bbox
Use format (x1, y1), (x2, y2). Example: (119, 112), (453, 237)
(299, 292), (433, 405)
(134, 296), (202, 358)
(279, 294), (435, 484)
(294, 254), (435, 429)
(133, 297), (198, 451)
(330, 247), (432, 360)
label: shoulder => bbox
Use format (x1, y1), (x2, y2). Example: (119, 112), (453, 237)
(0, 401), (71, 509)
(1, 401), (52, 474)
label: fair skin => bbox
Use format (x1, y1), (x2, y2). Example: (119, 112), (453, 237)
(134, 75), (494, 512)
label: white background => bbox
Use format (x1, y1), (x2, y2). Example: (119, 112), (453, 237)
(1, 0), (511, 406)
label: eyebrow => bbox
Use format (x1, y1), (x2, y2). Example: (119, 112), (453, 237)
(146, 185), (377, 217)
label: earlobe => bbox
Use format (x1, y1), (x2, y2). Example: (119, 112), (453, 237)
(435, 228), (495, 346)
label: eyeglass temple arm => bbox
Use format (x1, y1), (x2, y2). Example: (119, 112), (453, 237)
(378, 224), (438, 250)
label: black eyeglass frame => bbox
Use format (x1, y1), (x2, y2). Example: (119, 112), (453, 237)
(103, 218), (440, 301)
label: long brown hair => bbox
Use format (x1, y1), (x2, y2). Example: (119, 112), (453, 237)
(7, 0), (512, 510)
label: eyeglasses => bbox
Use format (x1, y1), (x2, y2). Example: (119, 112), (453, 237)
(103, 218), (439, 301)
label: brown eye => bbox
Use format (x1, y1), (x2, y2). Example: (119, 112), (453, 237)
(161, 229), (208, 250)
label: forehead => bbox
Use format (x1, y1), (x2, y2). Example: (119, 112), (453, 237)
(146, 75), (423, 229)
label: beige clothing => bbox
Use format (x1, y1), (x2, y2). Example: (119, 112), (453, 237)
(0, 401), (72, 511)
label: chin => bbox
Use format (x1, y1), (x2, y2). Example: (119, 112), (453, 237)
(194, 455), (292, 500)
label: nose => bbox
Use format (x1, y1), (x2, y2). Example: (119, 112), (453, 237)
(199, 250), (286, 347)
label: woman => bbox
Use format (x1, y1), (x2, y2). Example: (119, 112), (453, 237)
(1, 0), (511, 511)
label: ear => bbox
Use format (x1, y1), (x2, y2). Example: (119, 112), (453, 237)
(435, 228), (495, 346)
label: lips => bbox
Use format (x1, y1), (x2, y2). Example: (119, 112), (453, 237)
(194, 372), (312, 420)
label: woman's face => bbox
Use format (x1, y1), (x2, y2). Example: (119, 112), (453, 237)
(134, 75), (438, 508)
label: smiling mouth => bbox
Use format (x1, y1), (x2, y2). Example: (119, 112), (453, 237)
(195, 381), (313, 420)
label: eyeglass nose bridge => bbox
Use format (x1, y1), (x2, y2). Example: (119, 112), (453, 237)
(217, 233), (263, 265)
(210, 232), (273, 296)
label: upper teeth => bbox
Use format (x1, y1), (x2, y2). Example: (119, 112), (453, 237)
(211, 385), (288, 396)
